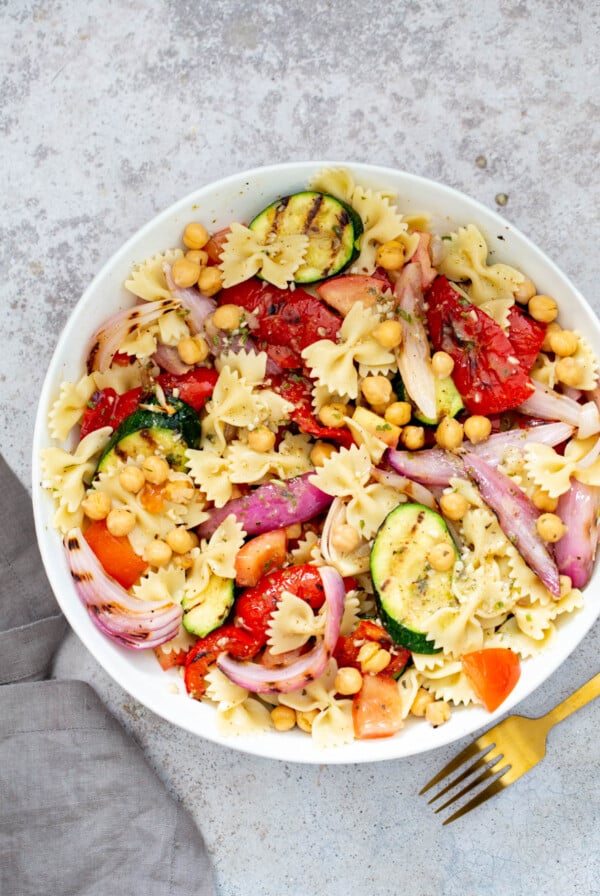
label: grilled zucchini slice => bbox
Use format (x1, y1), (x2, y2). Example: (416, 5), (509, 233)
(249, 191), (363, 283)
(182, 574), (235, 637)
(96, 396), (201, 473)
(370, 503), (459, 654)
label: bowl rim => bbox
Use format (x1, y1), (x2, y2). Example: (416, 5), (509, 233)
(31, 160), (600, 764)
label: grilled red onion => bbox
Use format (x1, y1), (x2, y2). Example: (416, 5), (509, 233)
(473, 422), (574, 463)
(394, 262), (437, 422)
(217, 565), (344, 693)
(387, 446), (465, 486)
(64, 528), (182, 649)
(462, 451), (560, 597)
(196, 473), (333, 539)
(163, 263), (217, 333)
(371, 467), (439, 509)
(519, 380), (600, 439)
(152, 343), (192, 375)
(554, 481), (600, 588)
(87, 298), (180, 372)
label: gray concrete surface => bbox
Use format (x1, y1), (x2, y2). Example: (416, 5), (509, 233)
(2, 2), (599, 894)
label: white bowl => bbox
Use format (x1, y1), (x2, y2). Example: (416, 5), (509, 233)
(32, 161), (600, 763)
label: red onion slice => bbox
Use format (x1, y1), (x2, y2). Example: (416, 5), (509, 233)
(64, 528), (182, 649)
(152, 343), (192, 375)
(394, 262), (437, 422)
(462, 451), (560, 597)
(216, 565), (345, 693)
(196, 473), (333, 539)
(87, 298), (180, 373)
(554, 480), (600, 588)
(163, 263), (217, 333)
(519, 380), (600, 439)
(387, 446), (465, 486)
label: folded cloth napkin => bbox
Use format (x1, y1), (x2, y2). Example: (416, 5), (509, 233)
(0, 455), (216, 896)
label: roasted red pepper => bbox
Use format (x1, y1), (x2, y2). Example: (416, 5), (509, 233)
(234, 564), (327, 643)
(184, 625), (263, 699)
(156, 367), (218, 411)
(79, 386), (142, 439)
(506, 304), (547, 373)
(425, 276), (534, 415)
(217, 279), (342, 369)
(271, 373), (354, 448)
(334, 619), (411, 679)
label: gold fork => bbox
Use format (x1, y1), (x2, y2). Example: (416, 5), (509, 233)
(420, 671), (600, 824)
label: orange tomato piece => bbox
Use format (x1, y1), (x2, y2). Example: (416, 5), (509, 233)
(317, 274), (389, 316)
(352, 673), (404, 739)
(462, 647), (521, 712)
(234, 529), (288, 588)
(84, 520), (148, 589)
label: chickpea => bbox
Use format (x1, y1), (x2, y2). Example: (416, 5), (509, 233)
(81, 490), (112, 520)
(141, 455), (170, 485)
(171, 256), (201, 289)
(542, 321), (562, 352)
(536, 512), (567, 543)
(431, 351), (455, 379)
(106, 508), (136, 537)
(185, 248), (209, 267)
(373, 319), (403, 349)
(361, 375), (393, 407)
(425, 700), (451, 727)
(247, 425), (276, 453)
(464, 414), (492, 444)
(166, 526), (197, 554)
(427, 541), (456, 572)
(532, 488), (558, 513)
(439, 491), (469, 521)
(435, 416), (464, 450)
(212, 302), (243, 331)
(555, 357), (583, 387)
(514, 277), (537, 304)
(401, 425), (425, 450)
(410, 687), (435, 717)
(143, 538), (173, 567)
(317, 403), (348, 428)
(528, 294), (558, 323)
(182, 221), (209, 250)
(330, 524), (361, 554)
(549, 328), (578, 357)
(296, 709), (319, 734)
(375, 240), (405, 271)
(385, 401), (412, 427)
(163, 477), (195, 505)
(310, 441), (336, 466)
(118, 465), (146, 494)
(198, 266), (223, 297)
(357, 642), (391, 674)
(334, 666), (363, 696)
(271, 705), (296, 732)
(177, 335), (209, 365)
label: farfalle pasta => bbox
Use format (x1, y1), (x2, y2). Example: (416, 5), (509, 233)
(40, 166), (600, 753)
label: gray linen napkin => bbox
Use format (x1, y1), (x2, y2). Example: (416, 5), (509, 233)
(0, 455), (215, 896)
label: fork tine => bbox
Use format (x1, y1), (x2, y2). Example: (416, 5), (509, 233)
(427, 747), (497, 804)
(442, 776), (508, 825)
(419, 739), (491, 795)
(433, 754), (508, 814)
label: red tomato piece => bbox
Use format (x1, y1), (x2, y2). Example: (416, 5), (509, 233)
(334, 619), (411, 679)
(156, 367), (218, 411)
(218, 279), (342, 369)
(79, 386), (142, 439)
(153, 645), (189, 671)
(204, 227), (231, 265)
(234, 564), (327, 643)
(234, 529), (288, 587)
(271, 374), (354, 448)
(352, 673), (404, 739)
(184, 625), (263, 699)
(426, 276), (534, 415)
(462, 647), (521, 712)
(317, 274), (391, 316)
(84, 519), (148, 589)
(506, 305), (547, 373)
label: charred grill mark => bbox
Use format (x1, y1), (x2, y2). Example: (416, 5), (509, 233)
(66, 535), (81, 552)
(87, 341), (100, 373)
(272, 196), (291, 233)
(302, 194), (324, 233)
(70, 570), (94, 583)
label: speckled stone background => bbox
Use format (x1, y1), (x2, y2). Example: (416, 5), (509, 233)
(3, 2), (600, 894)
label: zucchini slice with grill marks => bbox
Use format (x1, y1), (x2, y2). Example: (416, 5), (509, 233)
(249, 191), (363, 283)
(370, 503), (459, 654)
(96, 396), (201, 474)
(182, 574), (235, 637)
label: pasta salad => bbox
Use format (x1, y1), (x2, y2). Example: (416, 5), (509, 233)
(41, 167), (600, 750)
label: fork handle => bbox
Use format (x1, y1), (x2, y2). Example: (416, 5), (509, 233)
(542, 671), (600, 729)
